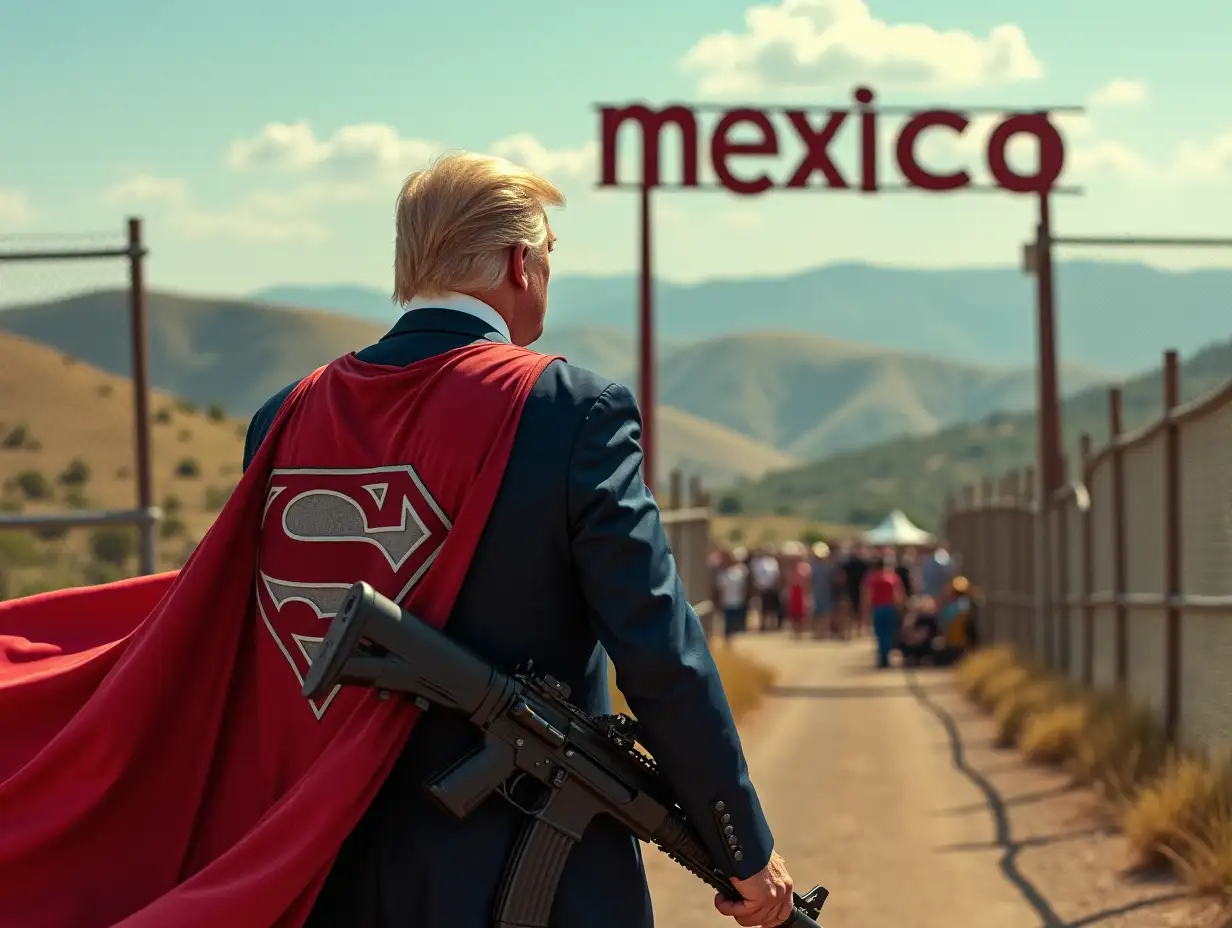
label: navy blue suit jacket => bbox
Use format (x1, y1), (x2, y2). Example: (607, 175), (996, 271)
(243, 308), (773, 928)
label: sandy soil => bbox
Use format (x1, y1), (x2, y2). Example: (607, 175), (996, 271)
(643, 634), (1226, 928)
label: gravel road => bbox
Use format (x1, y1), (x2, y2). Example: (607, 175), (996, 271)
(642, 634), (1220, 928)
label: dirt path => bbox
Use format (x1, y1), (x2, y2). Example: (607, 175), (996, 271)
(643, 634), (1219, 928)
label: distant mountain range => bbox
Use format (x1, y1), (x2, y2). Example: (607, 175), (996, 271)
(725, 336), (1232, 532)
(0, 288), (1109, 488)
(254, 259), (1232, 374)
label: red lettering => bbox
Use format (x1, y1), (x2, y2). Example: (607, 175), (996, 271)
(599, 105), (699, 188)
(895, 110), (971, 191)
(854, 87), (877, 193)
(595, 94), (1071, 195)
(785, 110), (849, 189)
(986, 113), (1065, 194)
(710, 108), (778, 195)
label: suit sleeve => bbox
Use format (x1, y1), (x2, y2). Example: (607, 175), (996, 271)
(566, 383), (774, 879)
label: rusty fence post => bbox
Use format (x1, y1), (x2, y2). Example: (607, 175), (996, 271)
(1056, 454), (1071, 676)
(1023, 466), (1036, 656)
(1005, 471), (1019, 651)
(1080, 433), (1095, 686)
(1163, 351), (1182, 743)
(127, 218), (157, 575)
(1109, 388), (1128, 687)
(982, 476), (996, 637)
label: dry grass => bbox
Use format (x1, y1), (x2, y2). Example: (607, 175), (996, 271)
(956, 646), (1232, 899)
(0, 333), (246, 586)
(608, 641), (776, 723)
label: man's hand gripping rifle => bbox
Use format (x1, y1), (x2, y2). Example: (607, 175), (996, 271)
(304, 581), (829, 928)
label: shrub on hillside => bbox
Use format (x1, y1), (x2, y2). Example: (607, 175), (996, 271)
(64, 487), (90, 509)
(89, 526), (136, 566)
(207, 403), (226, 422)
(160, 517), (187, 540)
(83, 561), (128, 586)
(716, 495), (742, 515)
(154, 407), (172, 424)
(175, 399), (198, 415)
(34, 522), (69, 541)
(96, 384), (113, 398)
(0, 531), (46, 568)
(14, 470), (51, 501)
(59, 458), (91, 486)
(178, 429), (192, 443)
(204, 484), (235, 511)
(162, 493), (183, 515)
(175, 457), (201, 479)
(1, 424), (31, 450)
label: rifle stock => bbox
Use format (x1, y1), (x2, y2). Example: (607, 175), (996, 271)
(308, 581), (828, 928)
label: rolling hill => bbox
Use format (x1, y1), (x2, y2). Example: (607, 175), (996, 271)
(650, 333), (1107, 461)
(0, 332), (249, 592)
(0, 289), (1109, 477)
(254, 259), (1232, 375)
(722, 336), (1232, 533)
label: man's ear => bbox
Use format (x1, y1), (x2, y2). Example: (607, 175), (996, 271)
(509, 245), (530, 291)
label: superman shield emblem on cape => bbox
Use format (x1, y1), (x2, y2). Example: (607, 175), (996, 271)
(256, 465), (452, 718)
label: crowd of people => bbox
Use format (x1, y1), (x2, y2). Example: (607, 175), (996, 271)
(710, 539), (977, 668)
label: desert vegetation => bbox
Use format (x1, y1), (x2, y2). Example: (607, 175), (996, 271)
(958, 646), (1232, 899)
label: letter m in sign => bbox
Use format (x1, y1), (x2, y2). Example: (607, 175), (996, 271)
(255, 465), (452, 719)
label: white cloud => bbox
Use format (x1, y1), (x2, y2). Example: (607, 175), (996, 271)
(0, 188), (32, 227)
(681, 0), (1042, 97)
(1068, 140), (1154, 181)
(489, 134), (598, 180)
(1088, 79), (1147, 109)
(101, 174), (189, 206)
(1168, 132), (1232, 184)
(226, 122), (442, 187)
(226, 122), (598, 195)
(100, 173), (326, 243)
(718, 206), (765, 230)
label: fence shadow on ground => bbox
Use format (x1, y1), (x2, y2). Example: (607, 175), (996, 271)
(904, 670), (1192, 928)
(766, 681), (953, 699)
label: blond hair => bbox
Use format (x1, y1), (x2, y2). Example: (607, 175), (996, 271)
(393, 151), (565, 303)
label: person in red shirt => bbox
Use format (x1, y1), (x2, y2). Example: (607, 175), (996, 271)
(861, 556), (906, 669)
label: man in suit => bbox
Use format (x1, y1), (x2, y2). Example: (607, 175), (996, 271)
(243, 153), (798, 927)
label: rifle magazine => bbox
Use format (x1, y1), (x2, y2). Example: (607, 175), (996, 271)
(493, 818), (576, 928)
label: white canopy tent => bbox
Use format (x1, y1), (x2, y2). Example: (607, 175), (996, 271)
(863, 510), (935, 547)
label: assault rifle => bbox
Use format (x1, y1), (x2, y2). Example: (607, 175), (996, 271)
(304, 581), (828, 928)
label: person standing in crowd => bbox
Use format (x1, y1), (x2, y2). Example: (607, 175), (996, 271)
(921, 542), (956, 600)
(862, 555), (906, 669)
(894, 547), (915, 599)
(809, 542), (836, 639)
(750, 547), (783, 632)
(716, 547), (751, 643)
(784, 542), (811, 638)
(842, 542), (870, 636)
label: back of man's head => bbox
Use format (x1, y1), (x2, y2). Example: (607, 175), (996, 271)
(393, 152), (564, 303)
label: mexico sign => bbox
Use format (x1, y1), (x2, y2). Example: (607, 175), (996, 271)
(598, 87), (1071, 196)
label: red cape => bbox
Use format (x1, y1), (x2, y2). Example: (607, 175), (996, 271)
(0, 343), (558, 928)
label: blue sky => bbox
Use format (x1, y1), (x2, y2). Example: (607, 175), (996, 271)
(1, 0), (1229, 304)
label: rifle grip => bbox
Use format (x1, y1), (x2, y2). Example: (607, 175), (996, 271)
(426, 739), (514, 820)
(493, 818), (576, 928)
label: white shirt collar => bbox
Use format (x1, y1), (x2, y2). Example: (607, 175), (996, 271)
(400, 291), (511, 343)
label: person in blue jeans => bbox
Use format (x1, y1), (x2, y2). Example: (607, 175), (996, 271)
(861, 556), (906, 668)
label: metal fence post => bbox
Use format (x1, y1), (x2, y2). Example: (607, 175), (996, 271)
(1108, 388), (1128, 687)
(1162, 351), (1182, 742)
